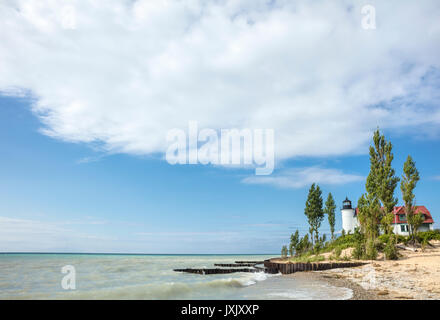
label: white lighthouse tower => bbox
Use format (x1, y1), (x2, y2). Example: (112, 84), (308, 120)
(341, 197), (358, 234)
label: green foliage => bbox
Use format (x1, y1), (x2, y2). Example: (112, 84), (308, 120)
(291, 252), (326, 263)
(329, 246), (343, 261)
(304, 184), (324, 245)
(289, 230), (300, 257)
(352, 241), (365, 260)
(324, 193), (336, 240)
(378, 234), (407, 245)
(314, 234), (327, 252)
(381, 212), (394, 235)
(368, 129), (400, 214)
(365, 239), (378, 260)
(401, 155), (421, 242)
(295, 234), (312, 256)
(408, 213), (424, 242)
(354, 129), (399, 260)
(416, 230), (440, 243)
(421, 238), (429, 252)
(334, 246), (342, 257)
(351, 228), (366, 260)
(281, 245), (288, 258)
(384, 234), (398, 260)
(324, 233), (358, 252)
(356, 193), (380, 259)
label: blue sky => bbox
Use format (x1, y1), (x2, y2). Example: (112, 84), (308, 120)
(1, 95), (439, 253)
(0, 1), (440, 253)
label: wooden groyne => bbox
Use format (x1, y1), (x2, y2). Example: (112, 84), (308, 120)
(214, 263), (257, 267)
(173, 259), (365, 275)
(174, 261), (265, 274)
(263, 260), (367, 274)
(173, 268), (261, 275)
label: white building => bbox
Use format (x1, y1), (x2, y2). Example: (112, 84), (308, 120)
(340, 197), (435, 236)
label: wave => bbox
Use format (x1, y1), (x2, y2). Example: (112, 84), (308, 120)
(32, 271), (273, 300)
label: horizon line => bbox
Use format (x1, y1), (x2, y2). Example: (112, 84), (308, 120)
(0, 252), (278, 256)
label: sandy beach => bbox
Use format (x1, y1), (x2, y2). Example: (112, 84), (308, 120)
(286, 271), (379, 300)
(295, 240), (440, 300)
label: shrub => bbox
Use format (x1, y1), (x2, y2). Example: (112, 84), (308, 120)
(365, 239), (378, 260)
(352, 241), (365, 260)
(378, 234), (390, 244)
(298, 255), (325, 263)
(384, 235), (398, 260)
(341, 255), (351, 261)
(329, 245), (343, 261)
(326, 233), (358, 251)
(379, 234), (408, 245)
(281, 245), (288, 258)
(334, 246), (342, 258)
(417, 230), (440, 243)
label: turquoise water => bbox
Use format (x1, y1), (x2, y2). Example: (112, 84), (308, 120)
(0, 254), (352, 299)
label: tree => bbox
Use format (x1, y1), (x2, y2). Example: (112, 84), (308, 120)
(356, 193), (380, 260)
(324, 193), (336, 240)
(401, 155), (421, 242)
(384, 234), (398, 260)
(289, 230), (300, 257)
(357, 129), (399, 260)
(296, 234), (311, 256)
(305, 184), (316, 244)
(408, 213), (424, 242)
(281, 245), (288, 258)
(368, 129), (400, 232)
(352, 228), (366, 260)
(304, 183), (324, 247)
(381, 211), (394, 235)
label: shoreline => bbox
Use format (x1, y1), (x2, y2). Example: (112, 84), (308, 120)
(285, 270), (381, 300)
(283, 240), (440, 300)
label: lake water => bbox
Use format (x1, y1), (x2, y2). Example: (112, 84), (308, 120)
(0, 254), (352, 299)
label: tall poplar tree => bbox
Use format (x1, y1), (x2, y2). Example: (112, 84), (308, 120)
(401, 155), (422, 242)
(324, 193), (336, 240)
(305, 184), (316, 245)
(304, 183), (324, 247)
(357, 129), (398, 259)
(368, 129), (400, 233)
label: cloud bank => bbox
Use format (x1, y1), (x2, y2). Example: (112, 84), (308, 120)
(0, 0), (439, 163)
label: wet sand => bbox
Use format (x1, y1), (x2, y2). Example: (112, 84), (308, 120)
(285, 271), (380, 300)
(296, 240), (440, 300)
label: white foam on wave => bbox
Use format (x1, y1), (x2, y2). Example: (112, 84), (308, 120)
(237, 271), (280, 287)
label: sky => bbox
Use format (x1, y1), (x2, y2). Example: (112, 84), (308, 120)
(0, 0), (439, 253)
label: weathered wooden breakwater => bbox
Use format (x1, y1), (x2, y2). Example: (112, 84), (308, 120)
(173, 259), (366, 275)
(173, 268), (262, 275)
(214, 263), (257, 267)
(174, 261), (264, 274)
(263, 260), (367, 274)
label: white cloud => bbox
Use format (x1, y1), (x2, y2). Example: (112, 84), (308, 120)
(0, 0), (439, 164)
(242, 166), (364, 189)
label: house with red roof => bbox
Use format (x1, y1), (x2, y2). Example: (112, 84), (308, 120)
(341, 197), (435, 236)
(389, 205), (434, 235)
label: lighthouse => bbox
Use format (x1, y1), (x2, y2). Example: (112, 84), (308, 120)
(341, 197), (359, 234)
